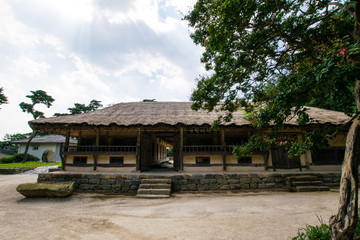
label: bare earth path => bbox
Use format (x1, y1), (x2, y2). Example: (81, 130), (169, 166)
(0, 174), (339, 240)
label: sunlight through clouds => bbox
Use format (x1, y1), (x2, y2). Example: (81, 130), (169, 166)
(0, 0), (204, 137)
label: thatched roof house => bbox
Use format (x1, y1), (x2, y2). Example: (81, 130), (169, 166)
(28, 102), (349, 173)
(29, 102), (349, 133)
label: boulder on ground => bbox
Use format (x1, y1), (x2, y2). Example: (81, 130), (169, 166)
(16, 182), (74, 198)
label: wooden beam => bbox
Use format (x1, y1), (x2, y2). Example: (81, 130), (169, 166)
(136, 128), (141, 171)
(78, 130), (82, 145)
(179, 127), (183, 171)
(94, 129), (100, 171)
(221, 130), (226, 171)
(63, 130), (70, 171)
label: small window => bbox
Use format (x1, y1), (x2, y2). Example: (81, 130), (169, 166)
(237, 156), (252, 164)
(32, 145), (39, 150)
(110, 157), (124, 166)
(196, 156), (210, 166)
(73, 156), (87, 165)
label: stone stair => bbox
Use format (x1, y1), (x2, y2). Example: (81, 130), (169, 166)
(136, 178), (172, 199)
(286, 175), (330, 192)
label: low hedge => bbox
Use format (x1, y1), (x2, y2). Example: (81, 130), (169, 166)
(0, 153), (40, 164)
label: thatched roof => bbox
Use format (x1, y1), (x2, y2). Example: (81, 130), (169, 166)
(29, 102), (350, 132)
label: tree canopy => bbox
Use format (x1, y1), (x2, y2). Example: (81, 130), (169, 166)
(19, 90), (54, 162)
(0, 87), (8, 108)
(19, 90), (55, 119)
(54, 99), (103, 116)
(186, 1), (360, 239)
(186, 0), (359, 122)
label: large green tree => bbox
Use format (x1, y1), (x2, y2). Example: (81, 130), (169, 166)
(186, 1), (360, 239)
(53, 99), (102, 116)
(19, 90), (54, 162)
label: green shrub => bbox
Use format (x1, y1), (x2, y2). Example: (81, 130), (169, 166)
(292, 224), (331, 240)
(0, 156), (15, 164)
(12, 153), (40, 162)
(292, 215), (360, 240)
(0, 153), (40, 163)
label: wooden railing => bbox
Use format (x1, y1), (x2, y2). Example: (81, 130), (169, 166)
(62, 145), (137, 153)
(183, 145), (235, 153)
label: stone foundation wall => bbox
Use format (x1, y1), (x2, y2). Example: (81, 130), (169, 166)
(0, 168), (32, 174)
(37, 172), (341, 194)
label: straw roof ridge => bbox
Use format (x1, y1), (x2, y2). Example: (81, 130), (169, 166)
(29, 101), (350, 129)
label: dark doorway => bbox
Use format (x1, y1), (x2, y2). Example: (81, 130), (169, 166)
(271, 147), (301, 169)
(139, 132), (177, 171)
(311, 147), (345, 165)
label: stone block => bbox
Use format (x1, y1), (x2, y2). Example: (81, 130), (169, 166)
(89, 179), (100, 184)
(213, 174), (224, 179)
(229, 184), (240, 190)
(16, 182), (75, 198)
(265, 183), (276, 188)
(240, 184), (250, 189)
(180, 184), (197, 191)
(217, 178), (227, 184)
(250, 183), (258, 189)
(131, 180), (141, 186)
(262, 177), (276, 183)
(205, 174), (215, 179)
(228, 179), (239, 184)
(172, 175), (184, 180)
(219, 185), (230, 190)
(239, 178), (251, 184)
(179, 180), (188, 185)
(251, 177), (262, 183)
(209, 184), (219, 190)
(197, 185), (210, 191)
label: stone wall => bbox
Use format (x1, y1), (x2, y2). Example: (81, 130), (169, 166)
(0, 168), (32, 174)
(37, 172), (341, 194)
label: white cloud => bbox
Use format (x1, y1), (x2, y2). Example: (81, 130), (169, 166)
(0, 0), (205, 139)
(13, 56), (51, 77)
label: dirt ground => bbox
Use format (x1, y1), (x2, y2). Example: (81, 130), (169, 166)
(0, 174), (340, 240)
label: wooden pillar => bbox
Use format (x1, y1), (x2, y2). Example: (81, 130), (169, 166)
(264, 151), (270, 170)
(94, 129), (100, 171)
(179, 128), (183, 171)
(221, 130), (226, 171)
(301, 134), (310, 169)
(78, 130), (82, 145)
(152, 135), (156, 164)
(136, 128), (141, 171)
(63, 130), (70, 171)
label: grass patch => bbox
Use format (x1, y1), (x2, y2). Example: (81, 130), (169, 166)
(0, 161), (61, 169)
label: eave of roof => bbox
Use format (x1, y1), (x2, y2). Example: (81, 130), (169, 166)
(29, 102), (350, 131)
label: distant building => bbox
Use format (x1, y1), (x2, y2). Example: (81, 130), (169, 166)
(0, 147), (16, 158)
(11, 134), (77, 162)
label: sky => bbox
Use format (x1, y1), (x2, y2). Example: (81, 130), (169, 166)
(0, 0), (205, 139)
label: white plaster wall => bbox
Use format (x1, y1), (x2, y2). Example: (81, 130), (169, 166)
(18, 143), (61, 162)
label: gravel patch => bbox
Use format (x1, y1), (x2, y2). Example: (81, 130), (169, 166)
(0, 174), (340, 240)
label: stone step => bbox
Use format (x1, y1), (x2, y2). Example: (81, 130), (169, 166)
(139, 183), (170, 189)
(286, 175), (320, 182)
(141, 178), (172, 184)
(137, 189), (171, 195)
(136, 178), (172, 198)
(291, 180), (325, 187)
(296, 186), (330, 192)
(136, 194), (170, 199)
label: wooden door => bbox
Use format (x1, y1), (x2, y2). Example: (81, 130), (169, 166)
(271, 147), (301, 169)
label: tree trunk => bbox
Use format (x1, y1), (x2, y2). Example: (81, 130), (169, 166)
(329, 80), (360, 240)
(22, 131), (36, 162)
